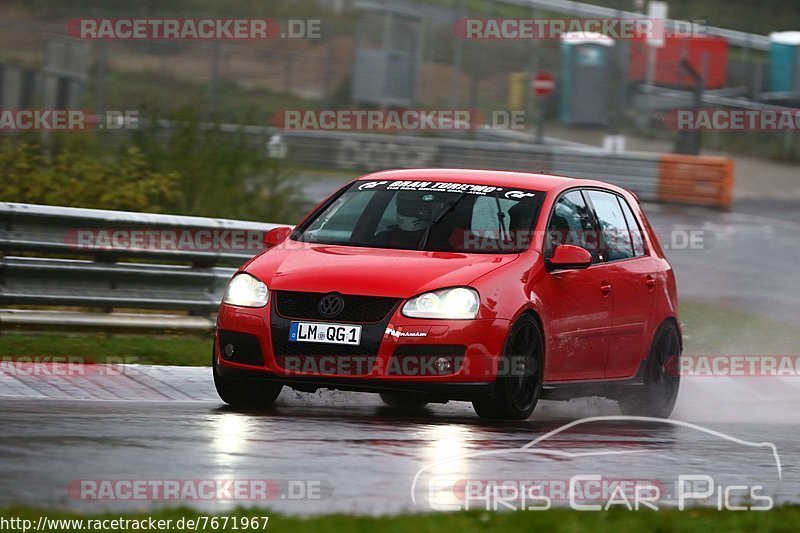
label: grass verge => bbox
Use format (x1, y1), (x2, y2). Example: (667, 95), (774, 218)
(0, 332), (211, 366)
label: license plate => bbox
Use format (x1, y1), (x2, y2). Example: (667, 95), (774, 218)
(289, 321), (362, 345)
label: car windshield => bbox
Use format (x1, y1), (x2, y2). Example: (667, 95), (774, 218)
(294, 180), (544, 253)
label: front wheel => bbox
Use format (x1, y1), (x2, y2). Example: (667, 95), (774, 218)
(616, 322), (681, 418)
(213, 349), (283, 408)
(473, 315), (544, 420)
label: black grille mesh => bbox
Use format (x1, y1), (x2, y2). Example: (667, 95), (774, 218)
(275, 291), (399, 323)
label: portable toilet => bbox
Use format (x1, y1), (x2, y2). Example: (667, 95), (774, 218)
(560, 32), (614, 126)
(769, 31), (800, 92)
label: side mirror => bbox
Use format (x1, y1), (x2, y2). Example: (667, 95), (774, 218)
(545, 244), (592, 272)
(263, 226), (292, 248)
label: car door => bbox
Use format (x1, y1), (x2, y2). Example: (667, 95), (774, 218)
(584, 190), (656, 379)
(539, 189), (613, 381)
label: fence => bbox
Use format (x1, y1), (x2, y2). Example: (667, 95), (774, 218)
(0, 1), (777, 123)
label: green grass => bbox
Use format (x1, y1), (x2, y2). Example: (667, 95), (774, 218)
(0, 332), (211, 366)
(1, 301), (796, 367)
(2, 505), (800, 532)
(680, 301), (800, 355)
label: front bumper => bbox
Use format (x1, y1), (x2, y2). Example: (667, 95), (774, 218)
(215, 300), (509, 387)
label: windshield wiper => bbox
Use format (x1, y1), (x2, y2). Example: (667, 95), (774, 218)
(418, 192), (468, 250)
(493, 189), (510, 244)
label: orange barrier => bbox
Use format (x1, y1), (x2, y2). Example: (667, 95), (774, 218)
(657, 154), (734, 208)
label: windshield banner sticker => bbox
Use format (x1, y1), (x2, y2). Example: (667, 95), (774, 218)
(357, 180), (536, 197)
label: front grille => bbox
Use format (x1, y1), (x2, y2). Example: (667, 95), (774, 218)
(275, 291), (399, 323)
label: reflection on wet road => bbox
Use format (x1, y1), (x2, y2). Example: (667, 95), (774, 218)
(0, 385), (796, 514)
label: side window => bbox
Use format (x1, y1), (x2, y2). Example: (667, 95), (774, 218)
(546, 190), (601, 262)
(618, 197), (646, 257)
(586, 190), (634, 261)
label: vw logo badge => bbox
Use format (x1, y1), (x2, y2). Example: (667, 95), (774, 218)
(318, 293), (345, 318)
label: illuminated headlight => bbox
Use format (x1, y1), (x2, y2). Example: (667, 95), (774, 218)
(223, 273), (269, 308)
(402, 287), (479, 319)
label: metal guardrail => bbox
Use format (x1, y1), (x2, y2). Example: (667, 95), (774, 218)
(1, 202), (281, 331)
(276, 129), (733, 207)
(279, 129), (665, 201)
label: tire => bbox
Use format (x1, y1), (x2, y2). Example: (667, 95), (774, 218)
(473, 315), (544, 420)
(616, 322), (681, 419)
(212, 348), (283, 408)
(379, 392), (429, 409)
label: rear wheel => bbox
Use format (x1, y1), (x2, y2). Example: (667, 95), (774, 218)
(213, 348), (283, 408)
(616, 322), (681, 418)
(473, 315), (543, 420)
(379, 392), (429, 409)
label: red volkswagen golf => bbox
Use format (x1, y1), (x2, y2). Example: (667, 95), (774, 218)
(213, 169), (681, 419)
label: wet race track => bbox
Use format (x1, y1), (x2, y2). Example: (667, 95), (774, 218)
(1, 200), (799, 514)
(0, 380), (797, 515)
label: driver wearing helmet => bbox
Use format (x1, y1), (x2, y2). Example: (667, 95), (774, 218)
(375, 191), (439, 249)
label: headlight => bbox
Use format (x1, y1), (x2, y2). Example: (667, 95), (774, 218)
(223, 273), (269, 308)
(402, 287), (479, 319)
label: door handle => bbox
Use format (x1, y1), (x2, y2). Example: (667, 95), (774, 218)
(600, 282), (613, 295)
(645, 275), (656, 290)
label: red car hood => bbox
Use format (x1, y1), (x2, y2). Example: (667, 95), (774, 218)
(244, 240), (518, 298)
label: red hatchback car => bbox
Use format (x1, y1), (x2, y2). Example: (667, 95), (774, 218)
(213, 169), (681, 419)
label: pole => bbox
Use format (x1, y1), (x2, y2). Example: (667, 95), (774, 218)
(450, 0), (464, 109)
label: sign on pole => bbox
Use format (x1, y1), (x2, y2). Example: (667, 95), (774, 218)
(531, 70), (556, 98)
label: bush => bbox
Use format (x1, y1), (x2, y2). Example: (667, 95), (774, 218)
(0, 112), (304, 224)
(133, 112), (303, 223)
(0, 139), (182, 212)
